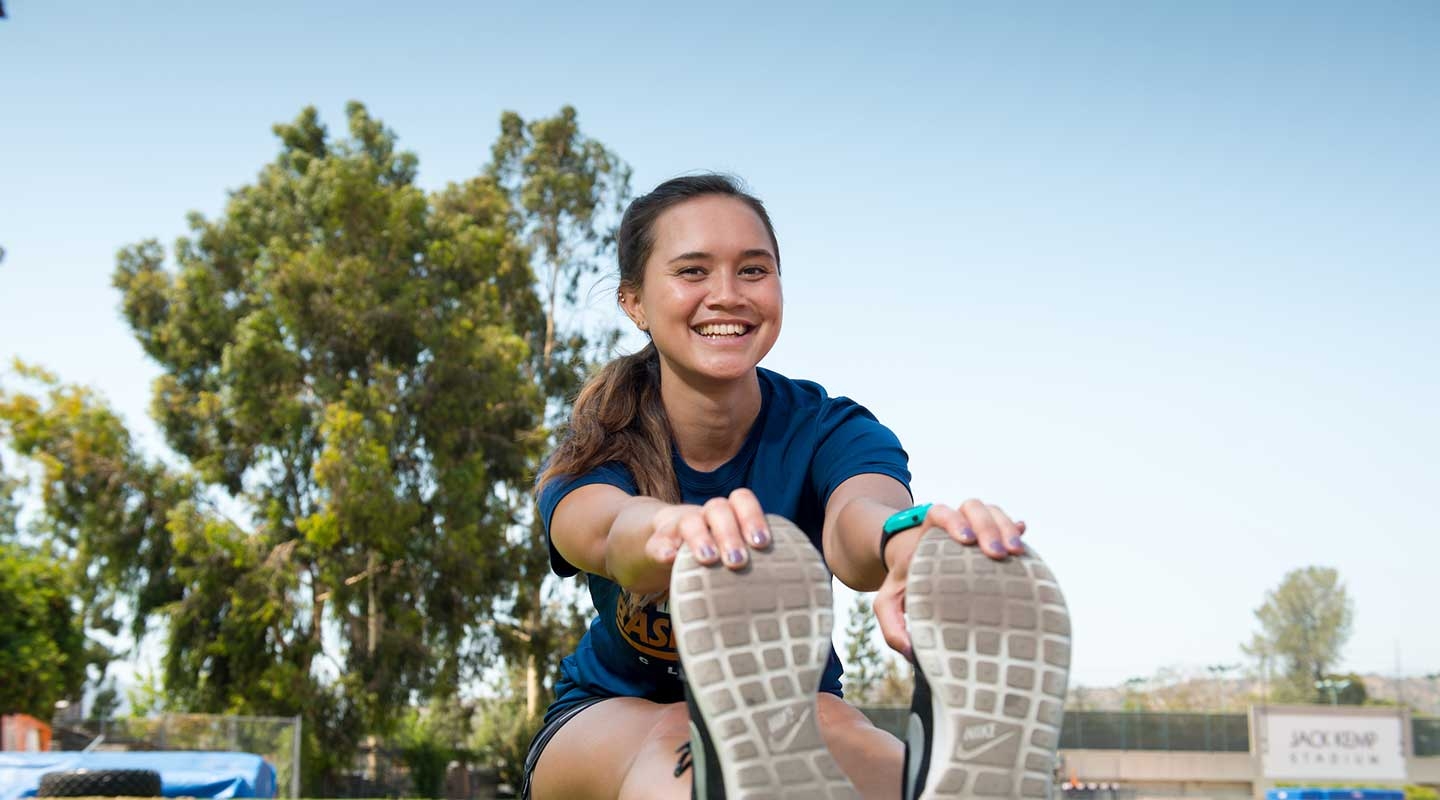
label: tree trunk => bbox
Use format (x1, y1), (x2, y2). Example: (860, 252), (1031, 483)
(366, 551), (379, 781)
(525, 596), (542, 720)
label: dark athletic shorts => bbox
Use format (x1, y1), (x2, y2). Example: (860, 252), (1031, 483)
(519, 696), (609, 800)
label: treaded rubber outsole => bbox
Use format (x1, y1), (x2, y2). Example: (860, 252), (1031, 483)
(906, 528), (1071, 799)
(671, 515), (860, 800)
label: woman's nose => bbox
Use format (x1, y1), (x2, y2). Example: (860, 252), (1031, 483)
(706, 272), (742, 306)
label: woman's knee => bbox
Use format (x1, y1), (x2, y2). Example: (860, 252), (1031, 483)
(818, 694), (892, 737)
(531, 699), (687, 800)
(615, 704), (693, 800)
(531, 698), (695, 800)
(816, 695), (903, 799)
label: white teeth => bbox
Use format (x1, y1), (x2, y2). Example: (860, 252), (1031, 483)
(695, 323), (748, 337)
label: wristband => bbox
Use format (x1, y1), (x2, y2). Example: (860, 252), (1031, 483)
(879, 503), (933, 566)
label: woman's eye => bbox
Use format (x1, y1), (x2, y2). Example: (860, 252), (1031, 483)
(677, 266), (705, 277)
(741, 265), (770, 277)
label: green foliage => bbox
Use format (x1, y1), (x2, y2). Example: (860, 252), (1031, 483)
(0, 539), (87, 716)
(1315, 671), (1368, 705)
(490, 105), (632, 352)
(90, 677), (121, 720)
(1243, 566), (1354, 703)
(392, 700), (473, 799)
(104, 101), (550, 757)
(125, 668), (168, 716)
(844, 595), (883, 704)
(3, 102), (631, 789)
(0, 361), (188, 639)
(470, 687), (541, 793)
(0, 470), (18, 539)
(486, 106), (630, 717)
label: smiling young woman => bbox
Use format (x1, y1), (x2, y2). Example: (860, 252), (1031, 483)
(525, 175), (1071, 800)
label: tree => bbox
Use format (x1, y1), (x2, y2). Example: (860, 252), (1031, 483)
(2, 363), (183, 713)
(392, 701), (473, 799)
(102, 102), (550, 785)
(843, 595), (884, 704)
(488, 105), (631, 720)
(1, 361), (188, 642)
(1122, 676), (1151, 711)
(1243, 566), (1354, 703)
(0, 474), (88, 717)
(1315, 672), (1368, 706)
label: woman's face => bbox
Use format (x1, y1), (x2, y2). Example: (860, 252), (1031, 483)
(621, 194), (783, 386)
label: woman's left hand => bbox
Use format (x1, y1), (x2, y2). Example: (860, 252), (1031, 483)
(871, 499), (1026, 658)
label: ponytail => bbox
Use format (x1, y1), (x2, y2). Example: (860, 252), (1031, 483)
(537, 343), (680, 503)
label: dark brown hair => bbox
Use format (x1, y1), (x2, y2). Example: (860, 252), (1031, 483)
(537, 174), (779, 501)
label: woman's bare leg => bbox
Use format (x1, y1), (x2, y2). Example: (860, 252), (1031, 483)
(529, 697), (691, 800)
(818, 693), (904, 800)
(531, 694), (901, 800)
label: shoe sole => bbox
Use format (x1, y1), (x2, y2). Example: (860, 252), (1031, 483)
(671, 514), (860, 800)
(905, 528), (1071, 799)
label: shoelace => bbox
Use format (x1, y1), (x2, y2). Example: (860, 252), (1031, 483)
(673, 740), (693, 778)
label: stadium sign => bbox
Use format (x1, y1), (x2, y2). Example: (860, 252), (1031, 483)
(1257, 708), (1406, 780)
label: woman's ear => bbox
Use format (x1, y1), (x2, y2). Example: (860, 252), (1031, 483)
(619, 287), (648, 331)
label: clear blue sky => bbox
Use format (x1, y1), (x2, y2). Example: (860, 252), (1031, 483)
(1, 1), (1436, 694)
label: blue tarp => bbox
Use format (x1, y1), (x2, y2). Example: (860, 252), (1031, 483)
(1266, 791), (1405, 800)
(0, 752), (276, 800)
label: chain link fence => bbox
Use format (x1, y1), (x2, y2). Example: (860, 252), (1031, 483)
(862, 707), (1440, 758)
(1414, 715), (1440, 757)
(1060, 710), (1251, 751)
(88, 714), (302, 798)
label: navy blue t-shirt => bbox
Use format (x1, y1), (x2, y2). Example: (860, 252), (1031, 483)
(536, 367), (911, 722)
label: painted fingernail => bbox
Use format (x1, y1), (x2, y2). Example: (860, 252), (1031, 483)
(751, 528), (770, 547)
(1008, 537), (1025, 550)
(959, 527), (977, 543)
(726, 548), (746, 565)
(699, 544), (718, 561)
(659, 547), (677, 560)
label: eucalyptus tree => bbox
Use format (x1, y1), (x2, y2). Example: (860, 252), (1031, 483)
(489, 105), (632, 718)
(109, 102), (547, 771)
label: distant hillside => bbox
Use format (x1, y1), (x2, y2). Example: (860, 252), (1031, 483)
(1066, 670), (1440, 715)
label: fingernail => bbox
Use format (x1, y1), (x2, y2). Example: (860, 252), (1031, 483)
(959, 527), (977, 543)
(751, 528), (770, 547)
(1008, 537), (1025, 550)
(659, 547), (677, 560)
(699, 544), (718, 561)
(726, 548), (746, 565)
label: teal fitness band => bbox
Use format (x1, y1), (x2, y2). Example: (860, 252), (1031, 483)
(880, 502), (933, 564)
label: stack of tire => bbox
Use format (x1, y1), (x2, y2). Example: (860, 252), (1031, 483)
(36, 769), (163, 797)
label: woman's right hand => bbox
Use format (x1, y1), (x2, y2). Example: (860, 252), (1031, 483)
(644, 488), (773, 569)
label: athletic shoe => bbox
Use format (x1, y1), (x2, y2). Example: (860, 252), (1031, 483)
(671, 514), (861, 800)
(901, 528), (1071, 799)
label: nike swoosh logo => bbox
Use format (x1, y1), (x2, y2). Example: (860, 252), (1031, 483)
(769, 707), (811, 752)
(955, 730), (1017, 761)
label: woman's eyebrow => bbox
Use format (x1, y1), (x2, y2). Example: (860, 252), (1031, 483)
(667, 248), (776, 264)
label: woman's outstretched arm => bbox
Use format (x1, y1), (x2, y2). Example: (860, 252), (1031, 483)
(550, 484), (771, 595)
(823, 474), (1027, 655)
